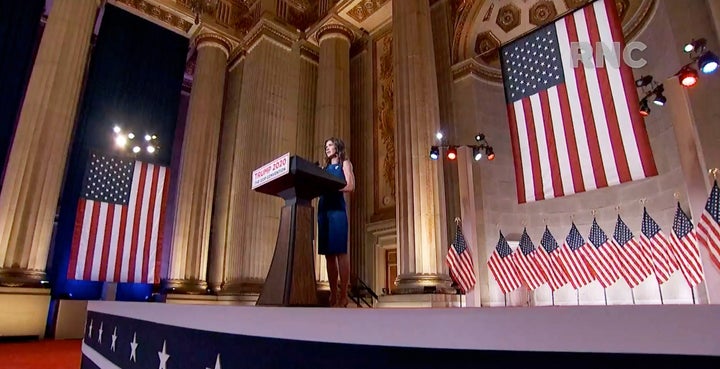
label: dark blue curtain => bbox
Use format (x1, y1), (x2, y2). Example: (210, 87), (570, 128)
(49, 4), (188, 302)
(0, 0), (44, 183)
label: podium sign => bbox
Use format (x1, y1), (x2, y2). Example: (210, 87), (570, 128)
(252, 154), (345, 306)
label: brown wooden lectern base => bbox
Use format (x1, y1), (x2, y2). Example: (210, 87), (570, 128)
(256, 200), (318, 306)
(252, 154), (345, 307)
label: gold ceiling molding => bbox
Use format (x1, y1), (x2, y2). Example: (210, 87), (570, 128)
(243, 17), (300, 52)
(315, 23), (356, 43)
(114, 0), (194, 33)
(194, 31), (234, 56)
(451, 57), (502, 85)
(347, 0), (390, 23)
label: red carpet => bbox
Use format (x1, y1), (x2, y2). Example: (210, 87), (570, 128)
(0, 339), (81, 369)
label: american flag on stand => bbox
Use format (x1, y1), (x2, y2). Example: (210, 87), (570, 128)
(499, 0), (656, 203)
(487, 231), (522, 294)
(68, 151), (170, 283)
(697, 180), (720, 272)
(639, 207), (679, 284)
(446, 222), (476, 294)
(512, 229), (547, 290)
(669, 202), (705, 287)
(582, 218), (622, 288)
(611, 215), (652, 288)
(538, 226), (569, 291)
(557, 223), (595, 289)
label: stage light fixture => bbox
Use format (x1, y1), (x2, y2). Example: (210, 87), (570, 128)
(699, 51), (719, 74)
(436, 131), (444, 140)
(639, 99), (650, 116)
(683, 38), (706, 53)
(652, 85), (666, 106)
(132, 146), (141, 153)
(634, 75), (653, 87)
(447, 146), (457, 160)
(115, 135), (127, 148)
(678, 66), (699, 87)
(430, 146), (439, 160)
(473, 146), (482, 161)
(486, 146), (495, 161)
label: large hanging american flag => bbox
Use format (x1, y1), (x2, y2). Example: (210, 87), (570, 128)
(500, 0), (657, 203)
(68, 151), (170, 283)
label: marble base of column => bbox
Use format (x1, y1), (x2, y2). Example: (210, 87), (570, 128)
(162, 279), (208, 295)
(219, 281), (264, 295)
(0, 268), (47, 288)
(394, 273), (455, 294)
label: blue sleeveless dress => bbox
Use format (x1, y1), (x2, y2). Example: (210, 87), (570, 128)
(317, 163), (348, 255)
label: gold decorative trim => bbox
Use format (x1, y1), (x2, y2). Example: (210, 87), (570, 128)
(451, 58), (503, 85)
(623, 0), (657, 42)
(315, 23), (355, 43)
(228, 48), (247, 71)
(0, 268), (47, 288)
(220, 281), (264, 295)
(162, 278), (208, 294)
(244, 17), (298, 52)
(452, 0), (476, 64)
(195, 32), (233, 57)
(299, 42), (319, 64)
(347, 0), (390, 23)
(113, 0), (193, 34)
(393, 273), (456, 295)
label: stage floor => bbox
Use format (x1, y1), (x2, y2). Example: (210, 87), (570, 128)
(81, 301), (720, 368)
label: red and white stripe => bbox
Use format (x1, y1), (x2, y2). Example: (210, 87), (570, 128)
(612, 237), (652, 288)
(669, 230), (705, 288)
(535, 247), (568, 291)
(698, 210), (720, 272)
(513, 250), (547, 290)
(556, 243), (594, 289)
(638, 231), (679, 284)
(579, 241), (622, 288)
(507, 0), (656, 203)
(68, 162), (170, 283)
(487, 251), (522, 294)
(446, 247), (476, 293)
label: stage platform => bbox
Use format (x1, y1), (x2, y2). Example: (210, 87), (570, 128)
(81, 301), (720, 368)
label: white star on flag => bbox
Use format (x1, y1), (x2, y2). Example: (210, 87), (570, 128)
(130, 332), (139, 362)
(88, 319), (93, 338)
(111, 327), (117, 352)
(158, 340), (170, 369)
(98, 322), (103, 344)
(206, 353), (222, 369)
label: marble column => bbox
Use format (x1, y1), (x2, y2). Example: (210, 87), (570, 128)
(208, 52), (245, 293)
(165, 33), (230, 294)
(313, 24), (354, 287)
(0, 0), (99, 286)
(222, 19), (300, 294)
(392, 0), (452, 293)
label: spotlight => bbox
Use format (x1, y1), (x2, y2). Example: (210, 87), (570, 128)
(698, 51), (719, 74)
(639, 99), (650, 116)
(634, 75), (653, 87)
(436, 132), (444, 140)
(485, 146), (495, 161)
(113, 126), (121, 134)
(430, 146), (439, 160)
(475, 133), (485, 142)
(147, 145), (156, 154)
(473, 146), (482, 161)
(145, 134), (152, 141)
(128, 132), (135, 139)
(115, 135), (127, 148)
(132, 146), (141, 153)
(446, 146), (457, 160)
(678, 66), (699, 87)
(652, 85), (666, 106)
(683, 38), (706, 53)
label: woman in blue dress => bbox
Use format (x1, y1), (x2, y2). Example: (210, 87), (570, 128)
(318, 137), (355, 307)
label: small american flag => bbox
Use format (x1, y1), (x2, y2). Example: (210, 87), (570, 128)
(487, 231), (522, 294)
(557, 223), (595, 289)
(697, 181), (720, 273)
(611, 215), (652, 288)
(538, 226), (569, 291)
(68, 151), (170, 283)
(670, 202), (705, 287)
(639, 207), (679, 284)
(500, 0), (656, 203)
(445, 222), (476, 294)
(513, 229), (546, 290)
(583, 218), (622, 288)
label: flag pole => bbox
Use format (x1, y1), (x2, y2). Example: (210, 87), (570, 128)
(630, 288), (636, 305)
(658, 282), (665, 304)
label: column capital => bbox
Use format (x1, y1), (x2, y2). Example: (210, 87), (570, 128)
(451, 58), (502, 85)
(315, 23), (355, 44)
(193, 31), (233, 58)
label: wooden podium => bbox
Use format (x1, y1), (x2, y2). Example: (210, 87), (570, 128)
(252, 154), (345, 306)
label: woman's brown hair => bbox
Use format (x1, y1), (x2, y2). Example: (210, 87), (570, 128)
(324, 137), (347, 167)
